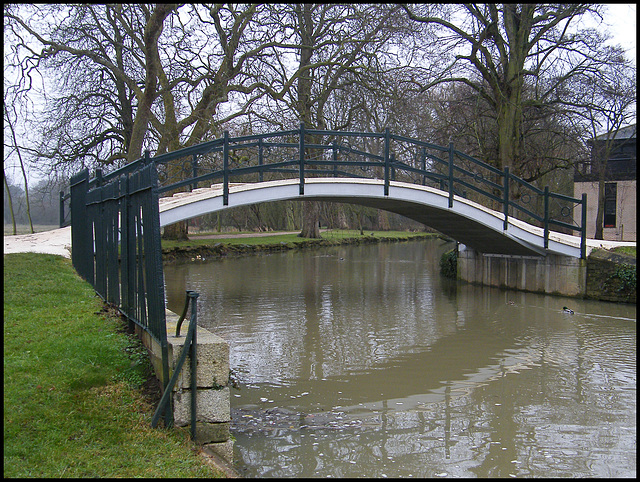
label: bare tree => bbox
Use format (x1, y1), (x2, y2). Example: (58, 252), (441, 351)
(3, 170), (17, 235)
(3, 102), (34, 234)
(402, 3), (607, 176)
(250, 4), (407, 237)
(4, 4), (283, 239)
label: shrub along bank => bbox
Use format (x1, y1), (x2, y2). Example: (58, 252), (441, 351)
(586, 247), (636, 303)
(3, 253), (224, 478)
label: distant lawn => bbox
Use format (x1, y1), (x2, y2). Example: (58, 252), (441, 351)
(3, 253), (223, 478)
(162, 229), (436, 250)
(162, 232), (311, 249)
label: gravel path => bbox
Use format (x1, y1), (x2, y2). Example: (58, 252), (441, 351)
(3, 226), (72, 258)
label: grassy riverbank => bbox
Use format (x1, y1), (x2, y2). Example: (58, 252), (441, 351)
(3, 253), (224, 478)
(161, 229), (441, 262)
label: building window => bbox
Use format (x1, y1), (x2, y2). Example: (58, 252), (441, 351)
(604, 182), (617, 228)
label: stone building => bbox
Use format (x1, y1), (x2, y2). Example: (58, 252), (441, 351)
(574, 124), (636, 241)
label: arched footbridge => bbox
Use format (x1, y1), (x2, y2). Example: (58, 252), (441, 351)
(68, 124), (587, 259)
(159, 178), (584, 258)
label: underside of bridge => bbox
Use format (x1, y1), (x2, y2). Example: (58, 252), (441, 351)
(303, 196), (543, 256)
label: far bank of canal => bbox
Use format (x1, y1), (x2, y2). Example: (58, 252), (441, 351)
(163, 236), (636, 478)
(162, 231), (438, 263)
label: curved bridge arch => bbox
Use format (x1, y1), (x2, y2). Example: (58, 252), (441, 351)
(159, 178), (583, 258)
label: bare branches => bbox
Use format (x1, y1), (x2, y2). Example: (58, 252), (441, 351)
(4, 1), (633, 199)
(401, 3), (613, 175)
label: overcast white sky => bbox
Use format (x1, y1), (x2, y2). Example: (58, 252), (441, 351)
(602, 3), (636, 62)
(4, 4), (637, 188)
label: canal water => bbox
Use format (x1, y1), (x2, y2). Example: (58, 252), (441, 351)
(164, 239), (636, 478)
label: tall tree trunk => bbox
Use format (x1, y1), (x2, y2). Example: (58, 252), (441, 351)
(127, 4), (175, 163)
(592, 141), (612, 241)
(127, 5), (186, 240)
(496, 95), (522, 172)
(4, 103), (33, 233)
(296, 4), (322, 238)
(162, 221), (189, 240)
(299, 201), (320, 238)
(4, 170), (17, 235)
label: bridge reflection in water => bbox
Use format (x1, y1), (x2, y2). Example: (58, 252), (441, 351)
(163, 240), (636, 478)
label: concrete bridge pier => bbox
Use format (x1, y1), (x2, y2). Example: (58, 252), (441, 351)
(457, 244), (588, 297)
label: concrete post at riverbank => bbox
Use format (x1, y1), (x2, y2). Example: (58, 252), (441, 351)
(136, 310), (233, 462)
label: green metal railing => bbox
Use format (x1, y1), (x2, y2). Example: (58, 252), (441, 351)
(150, 125), (586, 257)
(70, 163), (173, 427)
(59, 190), (71, 227)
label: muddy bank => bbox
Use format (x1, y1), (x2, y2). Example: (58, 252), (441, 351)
(161, 233), (441, 264)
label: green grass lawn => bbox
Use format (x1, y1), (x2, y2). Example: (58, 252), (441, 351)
(3, 253), (224, 478)
(162, 229), (435, 249)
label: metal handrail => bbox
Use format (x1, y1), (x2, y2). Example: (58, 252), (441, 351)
(175, 289), (196, 337)
(152, 290), (199, 440)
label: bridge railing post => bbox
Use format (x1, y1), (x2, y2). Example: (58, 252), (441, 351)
(503, 167), (509, 231)
(384, 128), (390, 196)
(191, 154), (198, 190)
(188, 290), (199, 441)
(421, 148), (427, 186)
(299, 122), (305, 195)
(390, 153), (396, 181)
(580, 193), (587, 259)
(121, 175), (136, 333)
(59, 190), (65, 228)
(332, 142), (338, 177)
(223, 130), (229, 205)
(258, 138), (264, 182)
(448, 142), (454, 208)
(544, 186), (549, 249)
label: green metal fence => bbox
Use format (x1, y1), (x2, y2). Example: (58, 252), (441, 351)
(70, 163), (172, 426)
